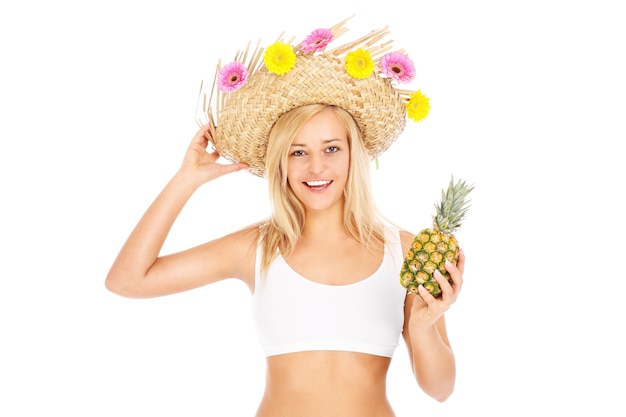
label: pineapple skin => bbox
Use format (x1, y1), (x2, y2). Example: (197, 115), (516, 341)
(400, 228), (459, 297)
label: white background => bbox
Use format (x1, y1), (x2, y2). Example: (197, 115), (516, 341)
(1, 0), (625, 416)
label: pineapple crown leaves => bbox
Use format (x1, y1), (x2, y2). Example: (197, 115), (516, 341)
(432, 176), (475, 234)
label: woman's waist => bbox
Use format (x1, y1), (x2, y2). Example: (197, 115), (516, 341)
(265, 350), (390, 390)
(256, 395), (395, 417)
(257, 379), (394, 417)
(257, 351), (395, 416)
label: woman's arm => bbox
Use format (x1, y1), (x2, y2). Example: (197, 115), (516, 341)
(400, 230), (465, 402)
(105, 123), (250, 298)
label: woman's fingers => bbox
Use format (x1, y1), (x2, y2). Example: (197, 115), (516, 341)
(219, 160), (249, 175)
(455, 248), (465, 276)
(191, 122), (213, 148)
(434, 269), (456, 304)
(417, 284), (436, 305)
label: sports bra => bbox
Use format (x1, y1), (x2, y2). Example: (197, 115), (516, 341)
(251, 225), (407, 357)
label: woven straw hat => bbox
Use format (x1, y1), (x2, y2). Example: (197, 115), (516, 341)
(196, 16), (429, 177)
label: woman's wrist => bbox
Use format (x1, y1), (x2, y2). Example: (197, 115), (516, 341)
(168, 167), (204, 197)
(408, 316), (439, 336)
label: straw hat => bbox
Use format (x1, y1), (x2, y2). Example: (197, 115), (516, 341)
(196, 16), (430, 177)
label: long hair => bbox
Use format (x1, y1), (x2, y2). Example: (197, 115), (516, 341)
(258, 104), (384, 273)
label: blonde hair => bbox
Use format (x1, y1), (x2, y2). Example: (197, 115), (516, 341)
(257, 104), (384, 273)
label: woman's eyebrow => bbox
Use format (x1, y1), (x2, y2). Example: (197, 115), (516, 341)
(290, 138), (342, 147)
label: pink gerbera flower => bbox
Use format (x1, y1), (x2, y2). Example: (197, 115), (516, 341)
(300, 28), (334, 53)
(379, 52), (416, 84)
(217, 61), (248, 93)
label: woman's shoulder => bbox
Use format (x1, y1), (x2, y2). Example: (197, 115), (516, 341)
(222, 221), (263, 247)
(382, 220), (414, 253)
(399, 230), (415, 252)
(206, 222), (263, 288)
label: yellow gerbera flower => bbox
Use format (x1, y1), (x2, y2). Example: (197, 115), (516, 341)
(263, 42), (297, 75)
(406, 90), (430, 122)
(345, 48), (374, 79)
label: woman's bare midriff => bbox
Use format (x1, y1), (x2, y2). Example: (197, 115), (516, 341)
(255, 350), (397, 417)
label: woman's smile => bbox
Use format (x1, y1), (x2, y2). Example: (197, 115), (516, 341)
(304, 180), (333, 191)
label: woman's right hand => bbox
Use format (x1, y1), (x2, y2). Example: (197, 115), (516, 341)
(179, 122), (249, 186)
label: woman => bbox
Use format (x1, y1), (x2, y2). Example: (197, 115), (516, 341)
(106, 18), (464, 416)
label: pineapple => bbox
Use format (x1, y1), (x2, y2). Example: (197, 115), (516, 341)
(400, 177), (474, 297)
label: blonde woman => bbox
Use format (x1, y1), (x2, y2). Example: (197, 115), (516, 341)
(106, 19), (464, 417)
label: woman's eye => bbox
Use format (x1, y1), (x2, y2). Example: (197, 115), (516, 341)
(326, 146), (339, 153)
(291, 150), (305, 157)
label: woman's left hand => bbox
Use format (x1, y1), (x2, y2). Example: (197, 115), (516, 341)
(410, 249), (465, 328)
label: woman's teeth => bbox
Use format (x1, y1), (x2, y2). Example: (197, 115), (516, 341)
(306, 180), (331, 187)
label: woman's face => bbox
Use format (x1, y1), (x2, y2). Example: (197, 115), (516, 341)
(286, 108), (350, 213)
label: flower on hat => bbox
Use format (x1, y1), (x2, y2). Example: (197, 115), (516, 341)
(217, 62), (249, 93)
(379, 52), (416, 84)
(263, 42), (297, 75)
(406, 90), (430, 122)
(300, 28), (334, 53)
(345, 48), (375, 79)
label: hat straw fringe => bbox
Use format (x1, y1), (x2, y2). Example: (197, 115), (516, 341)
(397, 89), (416, 103)
(327, 26), (392, 61)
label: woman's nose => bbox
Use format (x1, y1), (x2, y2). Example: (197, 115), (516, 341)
(308, 152), (325, 174)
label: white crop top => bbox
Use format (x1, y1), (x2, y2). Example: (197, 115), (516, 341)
(251, 225), (407, 357)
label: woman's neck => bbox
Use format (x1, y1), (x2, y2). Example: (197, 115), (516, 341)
(300, 204), (347, 241)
